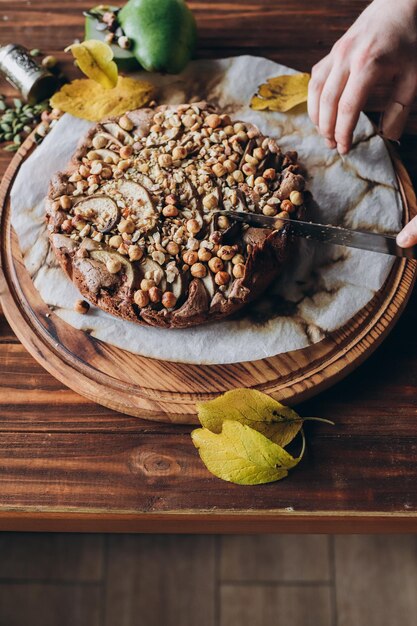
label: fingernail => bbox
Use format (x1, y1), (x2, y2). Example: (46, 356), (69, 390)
(380, 102), (410, 141)
(337, 143), (349, 155)
(325, 139), (336, 149)
(397, 231), (410, 247)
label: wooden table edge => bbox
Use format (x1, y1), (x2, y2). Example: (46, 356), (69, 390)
(1, 509), (416, 534)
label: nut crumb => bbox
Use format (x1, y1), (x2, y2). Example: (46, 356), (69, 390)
(74, 299), (90, 314)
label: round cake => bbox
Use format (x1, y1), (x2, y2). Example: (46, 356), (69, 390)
(45, 102), (306, 328)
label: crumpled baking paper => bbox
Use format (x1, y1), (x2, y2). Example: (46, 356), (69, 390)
(10, 55), (403, 364)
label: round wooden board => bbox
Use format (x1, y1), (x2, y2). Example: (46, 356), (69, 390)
(1, 134), (417, 424)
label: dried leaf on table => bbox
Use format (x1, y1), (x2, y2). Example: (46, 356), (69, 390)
(65, 40), (118, 89)
(251, 73), (310, 112)
(191, 420), (304, 485)
(197, 388), (303, 447)
(50, 77), (154, 122)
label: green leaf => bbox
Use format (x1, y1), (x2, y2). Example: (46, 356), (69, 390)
(191, 420), (303, 485)
(197, 388), (303, 447)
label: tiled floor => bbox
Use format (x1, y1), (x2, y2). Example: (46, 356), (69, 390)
(0, 534), (416, 626)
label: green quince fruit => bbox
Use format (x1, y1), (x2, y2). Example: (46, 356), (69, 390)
(85, 5), (139, 71)
(119, 0), (197, 73)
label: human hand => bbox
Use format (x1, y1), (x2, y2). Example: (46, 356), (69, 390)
(308, 0), (417, 155)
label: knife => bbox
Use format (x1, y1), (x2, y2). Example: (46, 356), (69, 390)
(216, 210), (417, 259)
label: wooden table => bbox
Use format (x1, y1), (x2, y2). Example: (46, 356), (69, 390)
(1, 0), (417, 533)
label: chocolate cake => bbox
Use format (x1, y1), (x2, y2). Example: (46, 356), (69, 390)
(45, 102), (306, 328)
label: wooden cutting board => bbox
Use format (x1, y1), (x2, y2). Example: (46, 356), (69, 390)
(1, 134), (416, 424)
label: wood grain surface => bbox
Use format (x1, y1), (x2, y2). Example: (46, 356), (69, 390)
(1, 0), (417, 532)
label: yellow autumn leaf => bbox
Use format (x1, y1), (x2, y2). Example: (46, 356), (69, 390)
(66, 40), (118, 89)
(196, 388), (302, 447)
(191, 420), (303, 485)
(251, 73), (310, 113)
(50, 76), (154, 122)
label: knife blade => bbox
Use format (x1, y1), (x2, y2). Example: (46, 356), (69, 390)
(216, 210), (417, 259)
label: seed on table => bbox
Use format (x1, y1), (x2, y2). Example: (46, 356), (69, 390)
(13, 98), (22, 110)
(13, 134), (21, 145)
(1, 123), (11, 133)
(118, 36), (131, 49)
(3, 143), (19, 152)
(42, 55), (58, 69)
(0, 101), (6, 111)
(74, 299), (90, 314)
(30, 48), (41, 57)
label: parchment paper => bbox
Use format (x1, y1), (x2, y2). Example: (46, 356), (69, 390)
(10, 55), (403, 364)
